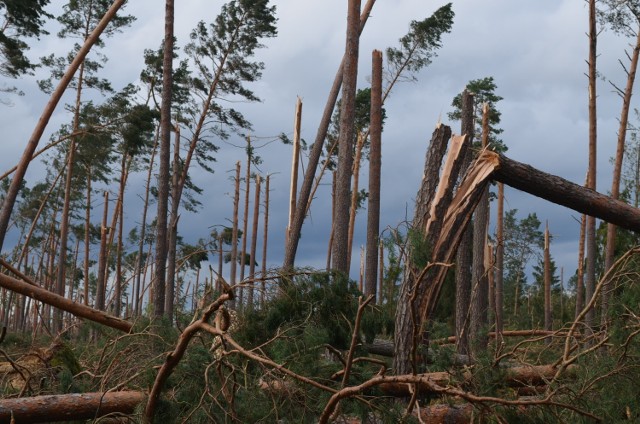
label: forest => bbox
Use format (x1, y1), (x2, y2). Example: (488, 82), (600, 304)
(0, 0), (639, 423)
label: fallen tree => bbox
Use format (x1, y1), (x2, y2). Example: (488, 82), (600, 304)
(0, 270), (132, 333)
(378, 364), (576, 396)
(0, 391), (145, 423)
(369, 330), (576, 357)
(491, 151), (640, 232)
(394, 145), (640, 373)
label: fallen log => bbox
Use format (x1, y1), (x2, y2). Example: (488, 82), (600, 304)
(417, 403), (473, 424)
(432, 329), (577, 345)
(365, 339), (469, 364)
(0, 391), (145, 423)
(491, 151), (640, 233)
(0, 272), (132, 333)
(379, 364), (576, 396)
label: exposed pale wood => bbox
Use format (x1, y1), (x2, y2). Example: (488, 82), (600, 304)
(287, 97), (302, 245)
(0, 391), (145, 423)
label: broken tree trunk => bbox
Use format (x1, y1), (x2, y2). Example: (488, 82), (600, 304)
(393, 124), (455, 375)
(394, 145), (640, 376)
(0, 391), (145, 423)
(491, 152), (640, 233)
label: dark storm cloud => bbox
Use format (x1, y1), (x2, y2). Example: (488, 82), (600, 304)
(0, 1), (634, 284)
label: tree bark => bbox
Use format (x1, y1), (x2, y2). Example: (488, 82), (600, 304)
(495, 182), (504, 344)
(229, 161), (241, 308)
(248, 175), (261, 309)
(0, 0), (127, 251)
(287, 98), (302, 246)
(585, 0), (598, 331)
(575, 212), (586, 319)
(364, 49), (382, 300)
(283, 0), (376, 270)
(469, 102), (490, 355)
(153, 0), (174, 318)
(261, 175), (270, 307)
(602, 26), (640, 324)
(165, 126), (180, 320)
(95, 191), (109, 311)
(331, 0), (361, 274)
(53, 140), (76, 333)
(0, 391), (145, 423)
(134, 140), (158, 317)
(455, 90), (475, 357)
(544, 223), (552, 335)
(491, 153), (640, 233)
(0, 269), (132, 332)
(346, 133), (365, 273)
(239, 138), (252, 307)
(83, 173), (91, 306)
(393, 124), (454, 375)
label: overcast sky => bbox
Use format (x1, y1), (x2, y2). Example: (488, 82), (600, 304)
(0, 0), (635, 288)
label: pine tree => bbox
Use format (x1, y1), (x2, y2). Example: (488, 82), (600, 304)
(0, 0), (51, 78)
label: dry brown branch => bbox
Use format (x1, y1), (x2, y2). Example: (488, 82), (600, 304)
(318, 372), (600, 423)
(144, 289), (233, 423)
(199, 322), (336, 394)
(341, 294), (374, 387)
(554, 248), (640, 385)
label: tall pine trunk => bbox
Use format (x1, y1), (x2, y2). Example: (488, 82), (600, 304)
(165, 126), (181, 320)
(283, 0), (376, 270)
(229, 162), (241, 309)
(95, 191), (109, 311)
(134, 140), (158, 317)
(331, 0), (361, 274)
(585, 0), (598, 331)
(239, 138), (252, 307)
(153, 0), (174, 319)
(248, 176), (261, 310)
(495, 182), (505, 344)
(469, 103), (491, 355)
(364, 49), (382, 300)
(261, 175), (270, 308)
(602, 27), (640, 324)
(454, 90), (475, 357)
